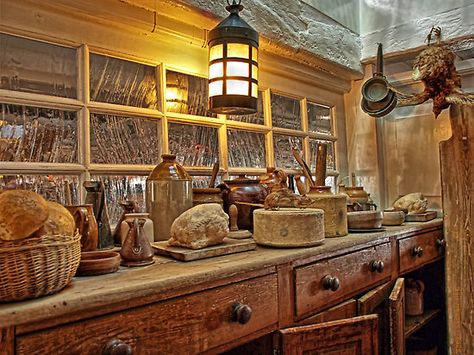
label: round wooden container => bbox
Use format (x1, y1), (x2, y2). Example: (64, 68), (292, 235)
(347, 211), (383, 229)
(253, 208), (325, 247)
(306, 186), (348, 237)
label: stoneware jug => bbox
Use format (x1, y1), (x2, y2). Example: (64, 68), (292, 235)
(113, 200), (139, 246)
(120, 218), (155, 267)
(120, 213), (154, 245)
(65, 204), (98, 252)
(405, 279), (425, 316)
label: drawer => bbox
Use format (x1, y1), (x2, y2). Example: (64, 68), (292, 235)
(294, 243), (391, 319)
(17, 274), (278, 355)
(399, 230), (444, 273)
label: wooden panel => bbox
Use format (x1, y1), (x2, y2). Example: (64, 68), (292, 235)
(294, 242), (391, 319)
(277, 314), (379, 355)
(358, 282), (393, 355)
(0, 327), (14, 355)
(296, 299), (357, 326)
(441, 104), (474, 355)
(398, 230), (444, 274)
(389, 278), (405, 355)
(17, 274), (278, 355)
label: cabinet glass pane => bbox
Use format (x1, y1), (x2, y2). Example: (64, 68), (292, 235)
(192, 175), (222, 188)
(0, 33), (76, 98)
(308, 102), (332, 134)
(90, 54), (158, 109)
(0, 174), (79, 204)
(90, 113), (161, 165)
(228, 130), (265, 168)
(91, 175), (147, 227)
(0, 103), (77, 163)
(309, 139), (335, 171)
(226, 91), (264, 125)
(271, 93), (301, 130)
(168, 123), (219, 167)
(273, 134), (303, 169)
(166, 70), (216, 117)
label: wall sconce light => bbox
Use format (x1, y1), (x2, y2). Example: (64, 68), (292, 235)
(208, 0), (259, 115)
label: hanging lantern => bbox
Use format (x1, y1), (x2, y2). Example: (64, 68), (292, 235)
(208, 0), (259, 115)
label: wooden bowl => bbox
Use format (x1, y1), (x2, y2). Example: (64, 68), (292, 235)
(347, 211), (383, 230)
(383, 210), (406, 226)
(76, 251), (121, 276)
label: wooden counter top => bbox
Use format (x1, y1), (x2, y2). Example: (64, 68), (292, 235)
(0, 219), (442, 332)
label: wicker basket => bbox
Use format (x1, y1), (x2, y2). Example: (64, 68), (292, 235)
(0, 232), (81, 302)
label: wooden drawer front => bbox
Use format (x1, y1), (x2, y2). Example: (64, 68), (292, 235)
(294, 243), (391, 319)
(17, 274), (278, 355)
(399, 230), (444, 273)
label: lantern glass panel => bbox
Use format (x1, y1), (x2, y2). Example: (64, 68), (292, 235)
(252, 65), (258, 80)
(209, 80), (223, 97)
(251, 83), (258, 98)
(226, 61), (249, 77)
(226, 80), (248, 95)
(227, 43), (249, 59)
(209, 44), (223, 61)
(209, 62), (224, 79)
(252, 47), (258, 62)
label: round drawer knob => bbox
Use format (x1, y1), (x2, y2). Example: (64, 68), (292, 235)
(103, 339), (133, 355)
(370, 260), (385, 273)
(232, 303), (252, 324)
(412, 246), (424, 257)
(322, 275), (340, 291)
(436, 239), (446, 248)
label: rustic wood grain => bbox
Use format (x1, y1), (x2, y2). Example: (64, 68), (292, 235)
(152, 238), (257, 261)
(277, 263), (295, 328)
(358, 281), (393, 355)
(0, 327), (14, 355)
(277, 314), (379, 355)
(296, 299), (357, 326)
(440, 105), (474, 355)
(389, 278), (405, 355)
(1, 221), (441, 333)
(17, 274), (279, 355)
(398, 230), (444, 274)
(294, 242), (392, 319)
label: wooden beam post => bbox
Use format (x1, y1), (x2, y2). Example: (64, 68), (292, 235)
(440, 104), (473, 354)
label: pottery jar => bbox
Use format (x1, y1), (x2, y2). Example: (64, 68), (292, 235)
(306, 186), (348, 237)
(120, 213), (154, 245)
(405, 279), (425, 316)
(146, 154), (193, 241)
(341, 186), (369, 205)
(192, 187), (224, 208)
(120, 218), (155, 267)
(221, 174), (268, 231)
(65, 204), (99, 252)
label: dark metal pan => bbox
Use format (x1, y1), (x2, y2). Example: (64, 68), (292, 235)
(362, 43), (390, 103)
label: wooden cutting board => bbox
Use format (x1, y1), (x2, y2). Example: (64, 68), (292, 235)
(151, 238), (256, 261)
(405, 211), (437, 222)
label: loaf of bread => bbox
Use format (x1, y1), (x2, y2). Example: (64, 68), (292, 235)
(0, 189), (49, 241)
(40, 201), (76, 237)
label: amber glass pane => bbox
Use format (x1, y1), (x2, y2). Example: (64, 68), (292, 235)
(0, 103), (77, 163)
(90, 113), (161, 165)
(166, 70), (216, 117)
(92, 175), (147, 227)
(228, 130), (266, 168)
(273, 134), (303, 169)
(226, 92), (264, 125)
(0, 174), (79, 204)
(309, 139), (336, 171)
(209, 44), (223, 61)
(168, 123), (219, 167)
(271, 93), (301, 130)
(227, 43), (249, 59)
(90, 54), (158, 109)
(308, 102), (332, 134)
(0, 33), (77, 98)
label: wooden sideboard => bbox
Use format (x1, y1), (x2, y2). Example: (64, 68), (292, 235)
(0, 219), (445, 354)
